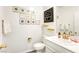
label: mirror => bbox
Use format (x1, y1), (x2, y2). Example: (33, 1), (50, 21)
(56, 6), (79, 36)
(44, 7), (54, 23)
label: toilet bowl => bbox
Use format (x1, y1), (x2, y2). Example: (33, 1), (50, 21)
(33, 42), (45, 53)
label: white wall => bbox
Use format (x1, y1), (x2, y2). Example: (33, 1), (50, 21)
(1, 6), (43, 52)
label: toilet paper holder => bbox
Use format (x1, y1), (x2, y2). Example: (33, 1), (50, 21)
(27, 37), (32, 42)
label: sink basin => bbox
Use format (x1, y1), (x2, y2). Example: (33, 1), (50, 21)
(70, 36), (79, 43)
(44, 36), (79, 53)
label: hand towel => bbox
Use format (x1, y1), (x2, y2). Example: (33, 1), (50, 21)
(0, 19), (8, 49)
(0, 19), (2, 36)
(2, 19), (11, 35)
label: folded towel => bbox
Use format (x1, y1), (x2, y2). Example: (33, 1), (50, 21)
(0, 42), (7, 48)
(0, 19), (2, 36)
(0, 20), (8, 49)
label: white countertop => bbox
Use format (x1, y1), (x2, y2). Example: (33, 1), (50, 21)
(44, 36), (79, 53)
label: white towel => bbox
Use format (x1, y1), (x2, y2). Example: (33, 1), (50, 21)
(0, 19), (2, 36)
(0, 35), (2, 43)
(0, 19), (6, 49)
(3, 19), (11, 35)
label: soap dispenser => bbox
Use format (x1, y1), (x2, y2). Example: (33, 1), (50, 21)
(62, 32), (66, 39)
(58, 32), (61, 38)
(58, 24), (62, 38)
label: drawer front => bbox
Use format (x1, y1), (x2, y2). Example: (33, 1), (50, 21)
(45, 47), (53, 53)
(43, 39), (73, 53)
(45, 45), (57, 53)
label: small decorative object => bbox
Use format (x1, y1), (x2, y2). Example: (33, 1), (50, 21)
(12, 6), (25, 14)
(21, 9), (24, 12)
(19, 17), (26, 24)
(20, 8), (25, 14)
(14, 6), (40, 25)
(15, 7), (18, 10)
(19, 13), (27, 25)
(62, 32), (66, 39)
(12, 6), (19, 13)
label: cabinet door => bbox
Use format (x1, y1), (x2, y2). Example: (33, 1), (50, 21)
(43, 39), (73, 53)
(43, 39), (57, 53)
(45, 45), (57, 53)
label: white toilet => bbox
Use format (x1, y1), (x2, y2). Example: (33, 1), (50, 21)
(33, 42), (45, 53)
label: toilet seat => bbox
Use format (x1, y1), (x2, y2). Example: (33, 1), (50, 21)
(33, 42), (45, 51)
